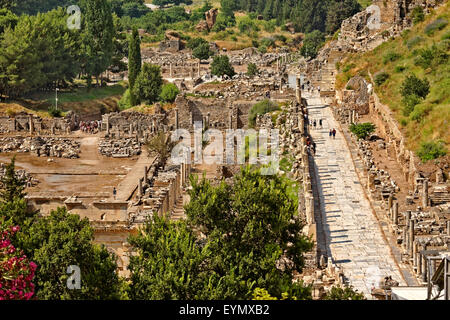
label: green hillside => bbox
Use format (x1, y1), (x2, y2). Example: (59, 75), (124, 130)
(336, 2), (450, 159)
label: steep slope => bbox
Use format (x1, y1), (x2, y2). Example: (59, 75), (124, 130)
(336, 2), (450, 155)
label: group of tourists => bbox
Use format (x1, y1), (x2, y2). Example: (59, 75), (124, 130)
(79, 120), (101, 134)
(329, 128), (336, 139)
(305, 136), (316, 156)
(310, 118), (323, 130)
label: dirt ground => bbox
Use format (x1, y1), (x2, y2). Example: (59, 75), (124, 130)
(0, 132), (138, 197)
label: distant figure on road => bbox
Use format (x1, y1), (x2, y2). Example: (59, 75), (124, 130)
(319, 119), (323, 128)
(332, 128), (336, 139)
(312, 141), (316, 155)
(329, 129), (332, 138)
(113, 187), (117, 200)
(313, 120), (316, 129)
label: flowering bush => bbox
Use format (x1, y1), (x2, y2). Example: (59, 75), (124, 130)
(0, 225), (36, 300)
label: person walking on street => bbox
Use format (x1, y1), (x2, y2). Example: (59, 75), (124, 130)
(332, 128), (336, 139)
(329, 129), (332, 138)
(113, 187), (117, 200)
(313, 120), (317, 130)
(312, 141), (316, 155)
(319, 119), (323, 129)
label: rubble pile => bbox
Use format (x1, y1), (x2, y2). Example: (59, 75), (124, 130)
(0, 136), (80, 158)
(0, 162), (39, 187)
(98, 138), (142, 158)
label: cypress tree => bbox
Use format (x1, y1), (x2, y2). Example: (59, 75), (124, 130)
(128, 27), (141, 106)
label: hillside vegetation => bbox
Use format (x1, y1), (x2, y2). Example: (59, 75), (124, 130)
(336, 2), (450, 159)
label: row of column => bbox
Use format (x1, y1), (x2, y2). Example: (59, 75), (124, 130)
(168, 62), (201, 78)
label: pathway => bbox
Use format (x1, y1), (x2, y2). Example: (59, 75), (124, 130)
(306, 96), (406, 297)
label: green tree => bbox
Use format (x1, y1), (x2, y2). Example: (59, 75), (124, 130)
(184, 167), (314, 299)
(324, 285), (366, 300)
(400, 74), (430, 99)
(0, 156), (26, 203)
(192, 42), (213, 61)
(349, 122), (375, 139)
(0, 8), (18, 35)
(210, 55), (235, 77)
(246, 63), (259, 76)
(128, 214), (208, 299)
(82, 0), (115, 86)
(160, 83), (180, 102)
(325, 0), (361, 34)
(300, 30), (325, 59)
(128, 27), (141, 106)
(187, 37), (208, 50)
(19, 207), (123, 300)
(133, 63), (163, 104)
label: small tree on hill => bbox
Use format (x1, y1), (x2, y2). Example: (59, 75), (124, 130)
(133, 63), (163, 104)
(210, 55), (235, 77)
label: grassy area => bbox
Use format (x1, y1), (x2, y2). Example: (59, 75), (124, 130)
(357, 0), (372, 9)
(31, 83), (127, 106)
(335, 2), (450, 155)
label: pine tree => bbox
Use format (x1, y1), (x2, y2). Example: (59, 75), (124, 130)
(128, 27), (141, 106)
(82, 0), (115, 86)
(0, 156), (26, 204)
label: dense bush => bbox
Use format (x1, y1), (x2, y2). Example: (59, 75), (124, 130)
(118, 88), (132, 110)
(300, 30), (325, 59)
(349, 122), (375, 140)
(192, 42), (213, 61)
(246, 63), (259, 76)
(401, 74), (430, 99)
(133, 63), (163, 104)
(210, 55), (235, 78)
(411, 6), (425, 25)
(414, 44), (448, 69)
(417, 140), (447, 162)
(394, 65), (406, 73)
(248, 100), (280, 127)
(374, 72), (389, 86)
(402, 94), (422, 116)
(48, 106), (62, 118)
(382, 52), (401, 64)
(159, 83), (180, 103)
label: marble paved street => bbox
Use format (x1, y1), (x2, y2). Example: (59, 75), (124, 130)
(306, 99), (406, 297)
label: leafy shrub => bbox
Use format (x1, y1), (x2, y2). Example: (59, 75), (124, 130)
(48, 106), (62, 117)
(251, 39), (259, 48)
(414, 45), (448, 69)
(260, 37), (276, 48)
(258, 45), (267, 53)
(248, 100), (280, 127)
(424, 18), (448, 36)
(159, 83), (180, 103)
(187, 37), (208, 50)
(406, 36), (423, 49)
(394, 65), (406, 73)
(410, 104), (432, 121)
(118, 88), (132, 110)
(402, 94), (421, 116)
(374, 72), (389, 85)
(383, 52), (401, 64)
(349, 123), (375, 140)
(210, 55), (235, 77)
(342, 63), (355, 72)
(442, 31), (450, 40)
(192, 42), (213, 61)
(411, 7), (425, 25)
(246, 63), (259, 76)
(401, 74), (430, 99)
(274, 34), (287, 43)
(417, 140), (447, 162)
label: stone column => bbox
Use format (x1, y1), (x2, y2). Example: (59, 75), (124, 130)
(422, 179), (428, 208)
(206, 112), (210, 128)
(190, 65), (194, 79)
(170, 63), (173, 78)
(388, 194), (393, 217)
(229, 113), (233, 129)
(175, 108), (179, 130)
(29, 115), (34, 135)
(197, 62), (200, 77)
(447, 220), (450, 236)
(413, 241), (418, 269)
(402, 227), (407, 250)
(138, 178), (143, 197)
(295, 77), (301, 103)
(409, 219), (415, 256)
(422, 249), (427, 282)
(106, 115), (110, 134)
(352, 110), (356, 124)
(144, 166), (148, 184)
(417, 250), (422, 275)
(393, 201), (399, 225)
(279, 78), (283, 93)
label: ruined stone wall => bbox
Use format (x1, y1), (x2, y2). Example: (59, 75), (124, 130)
(0, 113), (76, 135)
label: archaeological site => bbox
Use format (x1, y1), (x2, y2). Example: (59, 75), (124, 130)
(0, 0), (449, 304)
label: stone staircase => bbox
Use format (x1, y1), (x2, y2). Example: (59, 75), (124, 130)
(170, 195), (186, 221)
